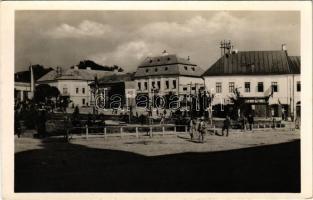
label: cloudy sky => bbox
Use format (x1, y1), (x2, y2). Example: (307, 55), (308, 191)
(15, 11), (300, 72)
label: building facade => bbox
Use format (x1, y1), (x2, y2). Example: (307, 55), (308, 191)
(14, 82), (31, 102)
(37, 66), (117, 107)
(89, 73), (136, 110)
(134, 53), (205, 107)
(203, 49), (300, 119)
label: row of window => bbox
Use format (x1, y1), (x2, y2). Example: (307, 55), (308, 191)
(182, 86), (204, 91)
(138, 80), (177, 90)
(215, 81), (301, 93)
(76, 87), (86, 94)
(145, 66), (195, 73)
(62, 87), (86, 95)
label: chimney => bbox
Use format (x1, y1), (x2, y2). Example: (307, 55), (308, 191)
(187, 56), (190, 61)
(282, 44), (287, 51)
(57, 66), (62, 76)
(162, 50), (168, 56)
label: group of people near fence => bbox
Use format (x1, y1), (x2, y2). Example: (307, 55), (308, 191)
(188, 114), (256, 143)
(188, 117), (210, 143)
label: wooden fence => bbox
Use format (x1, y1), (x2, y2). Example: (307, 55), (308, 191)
(69, 121), (289, 140)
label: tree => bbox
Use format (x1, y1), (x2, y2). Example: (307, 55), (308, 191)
(50, 86), (60, 100)
(75, 60), (124, 72)
(229, 88), (246, 120)
(15, 64), (53, 82)
(34, 84), (51, 103)
(34, 84), (61, 104)
(59, 96), (72, 112)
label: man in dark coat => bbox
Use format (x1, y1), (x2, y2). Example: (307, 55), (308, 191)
(247, 114), (254, 131)
(222, 116), (231, 137)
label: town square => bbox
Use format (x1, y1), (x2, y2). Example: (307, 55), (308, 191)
(12, 9), (303, 193)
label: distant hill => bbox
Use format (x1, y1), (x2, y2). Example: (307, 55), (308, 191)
(15, 65), (54, 82)
(71, 60), (124, 72)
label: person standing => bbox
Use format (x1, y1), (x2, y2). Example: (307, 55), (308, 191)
(198, 117), (206, 143)
(189, 118), (196, 141)
(222, 116), (231, 136)
(240, 115), (246, 132)
(160, 114), (165, 125)
(64, 114), (72, 142)
(163, 109), (167, 117)
(37, 110), (47, 138)
(247, 114), (254, 131)
(15, 109), (21, 138)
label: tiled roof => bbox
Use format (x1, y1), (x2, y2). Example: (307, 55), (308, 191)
(37, 68), (117, 82)
(288, 56), (301, 74)
(37, 70), (58, 82)
(135, 54), (204, 78)
(97, 73), (135, 85)
(203, 51), (300, 76)
(138, 54), (196, 67)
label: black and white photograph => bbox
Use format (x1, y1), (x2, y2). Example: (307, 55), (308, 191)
(1, 1), (312, 199)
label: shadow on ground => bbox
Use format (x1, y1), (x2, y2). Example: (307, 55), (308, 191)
(15, 138), (300, 193)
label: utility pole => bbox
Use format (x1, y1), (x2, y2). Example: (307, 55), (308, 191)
(220, 40), (232, 56)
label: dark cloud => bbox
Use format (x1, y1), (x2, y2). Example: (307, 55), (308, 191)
(15, 11), (300, 72)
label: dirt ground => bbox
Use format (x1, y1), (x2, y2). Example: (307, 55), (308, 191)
(15, 129), (300, 192)
(15, 129), (300, 156)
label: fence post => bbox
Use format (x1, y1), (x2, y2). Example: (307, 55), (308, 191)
(104, 127), (107, 140)
(86, 124), (88, 139)
(120, 127), (123, 138)
(174, 126), (176, 134)
(150, 126), (153, 138)
(162, 126), (165, 136)
(136, 127), (139, 138)
(185, 125), (188, 133)
(257, 123), (259, 129)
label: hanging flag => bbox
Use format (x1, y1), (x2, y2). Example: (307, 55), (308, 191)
(264, 85), (274, 98)
(94, 75), (99, 89)
(29, 65), (35, 99)
(269, 86), (274, 98)
(278, 98), (281, 105)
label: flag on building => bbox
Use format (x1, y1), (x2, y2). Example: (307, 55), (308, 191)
(264, 85), (274, 98)
(94, 75), (99, 89)
(29, 65), (35, 99)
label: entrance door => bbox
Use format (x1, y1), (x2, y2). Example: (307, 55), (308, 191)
(296, 101), (301, 118)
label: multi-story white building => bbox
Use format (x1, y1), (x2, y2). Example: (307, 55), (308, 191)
(37, 66), (116, 107)
(203, 49), (300, 119)
(134, 53), (205, 104)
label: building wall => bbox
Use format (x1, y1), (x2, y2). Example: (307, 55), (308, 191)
(14, 82), (31, 101)
(178, 76), (204, 95)
(203, 74), (300, 114)
(135, 76), (203, 97)
(135, 76), (179, 97)
(56, 80), (91, 107)
(38, 80), (92, 107)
